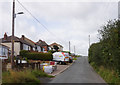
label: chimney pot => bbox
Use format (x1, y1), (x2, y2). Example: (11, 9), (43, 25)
(22, 35), (25, 40)
(4, 32), (7, 40)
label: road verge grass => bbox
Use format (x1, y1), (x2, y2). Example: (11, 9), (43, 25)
(2, 69), (54, 84)
(90, 62), (120, 85)
(73, 57), (77, 60)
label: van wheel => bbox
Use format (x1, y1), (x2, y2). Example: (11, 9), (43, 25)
(60, 61), (62, 65)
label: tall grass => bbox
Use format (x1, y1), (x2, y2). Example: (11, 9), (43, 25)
(2, 69), (54, 84)
(2, 70), (40, 84)
(32, 70), (54, 78)
(73, 57), (77, 60)
(90, 62), (120, 85)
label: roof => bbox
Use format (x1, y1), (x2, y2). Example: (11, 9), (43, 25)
(36, 40), (48, 46)
(0, 44), (9, 48)
(49, 42), (63, 47)
(21, 35), (37, 47)
(1, 36), (32, 46)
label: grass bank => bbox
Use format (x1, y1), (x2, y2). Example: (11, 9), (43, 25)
(73, 57), (77, 60)
(2, 69), (54, 85)
(90, 62), (120, 85)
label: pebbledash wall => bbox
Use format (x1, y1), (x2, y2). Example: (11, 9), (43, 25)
(1, 42), (20, 56)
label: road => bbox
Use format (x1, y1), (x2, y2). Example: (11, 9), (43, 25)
(49, 56), (106, 83)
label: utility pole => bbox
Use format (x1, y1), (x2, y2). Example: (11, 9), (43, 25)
(89, 35), (90, 48)
(69, 41), (71, 53)
(74, 46), (75, 54)
(118, 1), (120, 19)
(11, 0), (15, 69)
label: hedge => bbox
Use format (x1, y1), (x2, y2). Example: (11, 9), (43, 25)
(20, 50), (53, 61)
(88, 20), (120, 73)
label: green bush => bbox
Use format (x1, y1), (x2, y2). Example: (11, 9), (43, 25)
(20, 50), (53, 61)
(20, 50), (29, 57)
(88, 20), (120, 84)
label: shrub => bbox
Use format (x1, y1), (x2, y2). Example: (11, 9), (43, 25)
(89, 20), (120, 84)
(20, 50), (29, 57)
(20, 50), (53, 61)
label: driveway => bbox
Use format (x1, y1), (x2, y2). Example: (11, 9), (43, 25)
(49, 56), (106, 83)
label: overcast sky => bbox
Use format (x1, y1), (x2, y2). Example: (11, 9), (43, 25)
(0, 0), (119, 56)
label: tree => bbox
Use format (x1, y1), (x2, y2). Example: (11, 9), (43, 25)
(89, 19), (120, 73)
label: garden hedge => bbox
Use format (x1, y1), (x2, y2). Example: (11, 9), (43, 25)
(20, 50), (53, 61)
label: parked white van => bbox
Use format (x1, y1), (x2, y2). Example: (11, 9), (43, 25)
(52, 52), (69, 64)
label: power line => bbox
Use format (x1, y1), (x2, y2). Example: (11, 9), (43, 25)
(16, 0), (70, 52)
(16, 0), (50, 33)
(16, 0), (68, 45)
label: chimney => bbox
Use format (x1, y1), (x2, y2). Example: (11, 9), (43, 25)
(4, 32), (7, 40)
(21, 35), (25, 40)
(39, 40), (42, 43)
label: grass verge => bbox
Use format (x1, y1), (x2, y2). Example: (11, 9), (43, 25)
(73, 57), (77, 60)
(2, 69), (54, 84)
(90, 62), (120, 85)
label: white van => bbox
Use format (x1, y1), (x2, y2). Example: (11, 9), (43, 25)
(52, 52), (69, 64)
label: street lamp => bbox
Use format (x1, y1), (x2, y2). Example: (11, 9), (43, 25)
(17, 12), (24, 14)
(11, 0), (24, 69)
(14, 12), (24, 18)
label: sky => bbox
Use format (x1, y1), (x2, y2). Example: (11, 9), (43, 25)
(0, 0), (119, 56)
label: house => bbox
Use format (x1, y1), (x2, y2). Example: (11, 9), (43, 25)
(49, 42), (63, 51)
(0, 44), (9, 60)
(20, 35), (42, 52)
(36, 40), (49, 52)
(0, 33), (35, 56)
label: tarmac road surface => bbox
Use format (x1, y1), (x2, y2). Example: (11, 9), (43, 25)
(49, 56), (106, 83)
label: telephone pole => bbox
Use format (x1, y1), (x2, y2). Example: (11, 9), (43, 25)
(89, 35), (90, 48)
(69, 41), (71, 53)
(11, 0), (15, 69)
(74, 46), (75, 54)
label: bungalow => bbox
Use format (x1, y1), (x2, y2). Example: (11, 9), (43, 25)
(49, 42), (63, 51)
(0, 33), (35, 56)
(36, 40), (49, 53)
(0, 44), (9, 60)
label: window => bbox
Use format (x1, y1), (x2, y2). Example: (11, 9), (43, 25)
(23, 44), (29, 50)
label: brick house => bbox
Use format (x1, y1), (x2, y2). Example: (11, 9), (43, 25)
(0, 33), (40, 56)
(21, 35), (42, 52)
(36, 40), (49, 52)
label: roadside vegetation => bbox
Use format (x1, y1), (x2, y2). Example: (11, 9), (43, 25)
(2, 69), (54, 84)
(88, 20), (120, 85)
(73, 57), (77, 60)
(20, 50), (53, 61)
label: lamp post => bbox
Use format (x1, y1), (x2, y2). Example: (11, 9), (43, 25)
(11, 0), (24, 69)
(11, 0), (15, 69)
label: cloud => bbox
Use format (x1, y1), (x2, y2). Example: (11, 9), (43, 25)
(0, 1), (118, 55)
